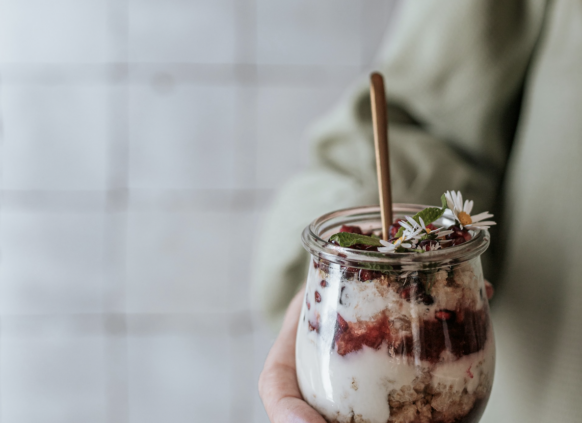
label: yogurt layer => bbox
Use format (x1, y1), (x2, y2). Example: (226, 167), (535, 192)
(297, 312), (494, 423)
(296, 259), (494, 423)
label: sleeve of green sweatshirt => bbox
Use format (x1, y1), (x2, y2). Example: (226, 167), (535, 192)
(252, 0), (547, 330)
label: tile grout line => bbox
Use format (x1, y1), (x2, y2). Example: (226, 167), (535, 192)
(0, 59), (5, 423)
(231, 0), (259, 421)
(0, 188), (276, 216)
(360, 0), (367, 70)
(0, 63), (363, 89)
(103, 0), (130, 421)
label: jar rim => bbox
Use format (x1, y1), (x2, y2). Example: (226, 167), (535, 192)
(301, 204), (490, 268)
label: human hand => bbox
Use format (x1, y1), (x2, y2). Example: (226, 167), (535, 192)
(258, 281), (494, 423)
(258, 287), (326, 423)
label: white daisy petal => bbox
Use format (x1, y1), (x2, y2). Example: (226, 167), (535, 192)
(399, 221), (414, 232)
(470, 212), (494, 222)
(464, 200), (474, 214)
(404, 227), (423, 241)
(405, 216), (418, 228)
(454, 191), (463, 212)
(468, 221), (497, 228)
(401, 243), (412, 249)
(445, 191), (456, 212)
(443, 209), (455, 219)
(379, 239), (393, 247)
(448, 191), (456, 210)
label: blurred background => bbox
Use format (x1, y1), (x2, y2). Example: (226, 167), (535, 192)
(0, 1), (399, 422)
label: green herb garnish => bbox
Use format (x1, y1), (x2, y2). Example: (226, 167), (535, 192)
(329, 232), (383, 248)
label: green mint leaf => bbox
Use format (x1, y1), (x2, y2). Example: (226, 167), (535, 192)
(441, 193), (448, 209)
(329, 232), (383, 248)
(416, 207), (446, 226)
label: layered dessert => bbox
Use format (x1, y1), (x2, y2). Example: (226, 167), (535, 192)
(296, 192), (496, 423)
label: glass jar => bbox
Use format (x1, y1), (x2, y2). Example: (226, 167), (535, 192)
(296, 205), (495, 423)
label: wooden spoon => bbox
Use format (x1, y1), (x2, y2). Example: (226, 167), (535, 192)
(370, 72), (393, 241)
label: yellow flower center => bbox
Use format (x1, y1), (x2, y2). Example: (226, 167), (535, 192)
(395, 236), (404, 244)
(458, 211), (472, 226)
(425, 227), (432, 234)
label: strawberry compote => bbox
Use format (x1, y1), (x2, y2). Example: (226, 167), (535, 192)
(297, 205), (495, 423)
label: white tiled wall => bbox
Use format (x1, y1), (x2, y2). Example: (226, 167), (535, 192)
(1, 316), (109, 423)
(0, 0), (111, 63)
(128, 85), (237, 190)
(256, 1), (362, 66)
(0, 1), (397, 422)
(0, 212), (106, 314)
(128, 0), (237, 64)
(256, 83), (354, 189)
(2, 85), (110, 190)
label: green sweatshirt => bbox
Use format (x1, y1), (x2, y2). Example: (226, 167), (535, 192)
(253, 0), (582, 421)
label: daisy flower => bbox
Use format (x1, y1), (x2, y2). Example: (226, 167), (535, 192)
(378, 215), (427, 253)
(378, 235), (414, 253)
(399, 216), (424, 241)
(444, 190), (496, 230)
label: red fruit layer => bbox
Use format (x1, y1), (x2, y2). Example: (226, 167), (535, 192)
(334, 313), (390, 356)
(447, 225), (472, 246)
(332, 308), (489, 362)
(339, 225), (363, 234)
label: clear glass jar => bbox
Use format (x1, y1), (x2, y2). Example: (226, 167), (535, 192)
(296, 205), (495, 423)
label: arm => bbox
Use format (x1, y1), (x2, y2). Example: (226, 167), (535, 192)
(253, 0), (546, 329)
